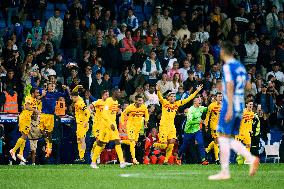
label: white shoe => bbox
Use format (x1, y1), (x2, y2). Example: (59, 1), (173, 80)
(32, 163), (36, 166)
(249, 156), (260, 176)
(19, 161), (26, 165)
(9, 149), (16, 161)
(208, 172), (231, 180)
(120, 162), (132, 168)
(90, 162), (99, 169)
(17, 154), (27, 163)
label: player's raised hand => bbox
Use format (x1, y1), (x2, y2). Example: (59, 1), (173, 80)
(196, 84), (203, 92)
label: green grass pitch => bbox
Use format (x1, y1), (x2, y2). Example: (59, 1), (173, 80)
(1, 164), (284, 189)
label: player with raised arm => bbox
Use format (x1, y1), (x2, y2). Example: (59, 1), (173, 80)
(120, 94), (149, 165)
(154, 84), (203, 164)
(209, 41), (259, 180)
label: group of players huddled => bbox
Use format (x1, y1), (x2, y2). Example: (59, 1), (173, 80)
(8, 81), (259, 168)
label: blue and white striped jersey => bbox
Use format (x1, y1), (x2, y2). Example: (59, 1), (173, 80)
(222, 58), (248, 113)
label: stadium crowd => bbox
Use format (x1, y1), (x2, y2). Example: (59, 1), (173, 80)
(0, 0), (283, 165)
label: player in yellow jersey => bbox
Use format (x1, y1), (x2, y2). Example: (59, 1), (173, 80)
(71, 90), (91, 162)
(9, 88), (41, 163)
(91, 88), (132, 169)
(120, 94), (149, 164)
(236, 99), (254, 164)
(205, 92), (222, 164)
(154, 84), (203, 164)
(89, 90), (109, 154)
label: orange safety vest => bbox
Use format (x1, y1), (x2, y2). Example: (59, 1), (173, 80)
(3, 91), (18, 113)
(55, 101), (66, 116)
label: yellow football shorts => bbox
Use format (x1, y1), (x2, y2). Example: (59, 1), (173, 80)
(19, 110), (33, 135)
(39, 114), (54, 133)
(76, 121), (89, 139)
(127, 121), (141, 142)
(98, 120), (120, 143)
(158, 125), (176, 143)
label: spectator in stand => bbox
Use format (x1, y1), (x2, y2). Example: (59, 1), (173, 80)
(120, 30), (137, 65)
(234, 5), (249, 35)
(162, 47), (177, 70)
(158, 7), (172, 38)
(171, 73), (182, 94)
(126, 8), (139, 32)
(149, 6), (161, 26)
(176, 22), (191, 43)
(105, 37), (122, 76)
(129, 85), (148, 103)
(27, 19), (43, 46)
(92, 57), (105, 76)
(45, 8), (63, 51)
(117, 23), (127, 42)
(196, 24), (210, 43)
(145, 84), (159, 106)
(90, 70), (107, 99)
(142, 50), (162, 84)
(179, 59), (193, 82)
(266, 63), (284, 84)
(69, 0), (84, 20)
(244, 33), (259, 66)
(167, 61), (181, 81)
(80, 65), (93, 90)
(156, 72), (173, 95)
(198, 42), (214, 73)
(266, 5), (279, 39)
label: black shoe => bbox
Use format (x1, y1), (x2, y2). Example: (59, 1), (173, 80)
(74, 158), (85, 164)
(215, 160), (220, 165)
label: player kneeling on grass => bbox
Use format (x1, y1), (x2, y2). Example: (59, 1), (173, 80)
(120, 94), (149, 165)
(178, 95), (209, 165)
(10, 88), (41, 163)
(71, 87), (91, 163)
(90, 88), (132, 169)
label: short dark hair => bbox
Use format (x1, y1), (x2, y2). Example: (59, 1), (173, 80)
(216, 92), (222, 96)
(101, 90), (109, 96)
(30, 87), (38, 95)
(135, 94), (143, 100)
(71, 91), (79, 96)
(221, 41), (235, 56)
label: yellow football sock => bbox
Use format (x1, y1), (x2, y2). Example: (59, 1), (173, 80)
(153, 143), (167, 149)
(129, 141), (136, 160)
(46, 140), (52, 149)
(91, 141), (97, 154)
(164, 143), (174, 162)
(92, 145), (104, 163)
(121, 140), (131, 145)
(77, 143), (84, 159)
(115, 144), (124, 163)
(213, 142), (219, 160)
(18, 139), (26, 155)
(12, 138), (25, 152)
(206, 141), (214, 153)
(246, 147), (250, 152)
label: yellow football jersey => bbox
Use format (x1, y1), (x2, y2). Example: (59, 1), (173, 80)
(121, 103), (149, 124)
(102, 97), (119, 127)
(92, 99), (105, 121)
(205, 101), (221, 130)
(74, 97), (90, 123)
(240, 109), (254, 136)
(24, 96), (40, 111)
(157, 90), (198, 127)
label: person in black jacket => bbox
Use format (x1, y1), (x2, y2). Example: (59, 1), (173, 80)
(104, 37), (122, 76)
(90, 70), (107, 99)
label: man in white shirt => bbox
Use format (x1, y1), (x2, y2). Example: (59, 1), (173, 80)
(158, 8), (173, 37)
(266, 63), (284, 82)
(177, 23), (191, 43)
(179, 59), (192, 82)
(45, 9), (63, 51)
(145, 85), (159, 106)
(117, 23), (127, 42)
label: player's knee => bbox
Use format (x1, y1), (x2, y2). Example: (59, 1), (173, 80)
(114, 139), (121, 145)
(21, 134), (27, 139)
(169, 139), (175, 144)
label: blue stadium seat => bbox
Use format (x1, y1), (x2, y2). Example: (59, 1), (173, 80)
(112, 77), (121, 87)
(47, 3), (54, 11)
(46, 10), (54, 20)
(24, 20), (33, 29)
(133, 5), (142, 13)
(57, 3), (67, 11)
(0, 20), (6, 29)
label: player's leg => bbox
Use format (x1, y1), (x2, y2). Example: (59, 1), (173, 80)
(195, 130), (209, 165)
(153, 126), (167, 149)
(45, 114), (54, 157)
(213, 138), (220, 163)
(76, 123), (89, 161)
(178, 133), (192, 160)
(206, 141), (214, 153)
(30, 140), (38, 165)
(164, 127), (176, 163)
